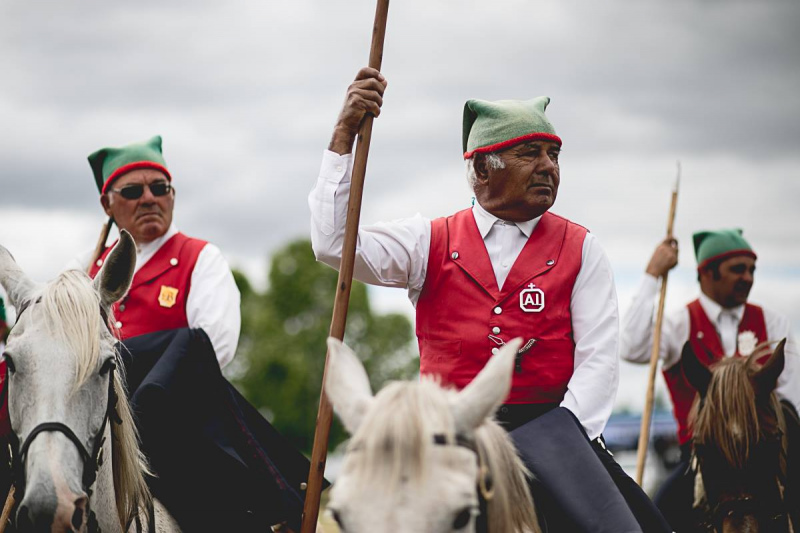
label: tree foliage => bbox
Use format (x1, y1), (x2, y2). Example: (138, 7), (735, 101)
(230, 239), (417, 453)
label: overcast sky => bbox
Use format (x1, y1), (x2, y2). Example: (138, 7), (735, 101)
(1, 0), (798, 410)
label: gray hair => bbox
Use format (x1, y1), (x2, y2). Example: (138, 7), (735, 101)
(465, 152), (505, 191)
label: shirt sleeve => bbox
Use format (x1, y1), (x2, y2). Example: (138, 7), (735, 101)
(185, 243), (241, 368)
(309, 150), (431, 304)
(764, 308), (800, 411)
(559, 233), (619, 440)
(619, 274), (686, 369)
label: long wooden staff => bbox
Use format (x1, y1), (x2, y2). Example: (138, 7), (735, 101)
(0, 486), (14, 533)
(635, 162), (680, 486)
(86, 216), (115, 274)
(299, 1), (390, 531)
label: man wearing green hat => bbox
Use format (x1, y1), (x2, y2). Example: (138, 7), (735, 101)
(309, 68), (670, 532)
(621, 230), (799, 529)
(66, 135), (241, 367)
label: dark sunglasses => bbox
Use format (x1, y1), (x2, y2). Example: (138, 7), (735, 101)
(109, 182), (172, 200)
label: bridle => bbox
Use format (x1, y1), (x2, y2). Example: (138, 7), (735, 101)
(1, 301), (123, 532)
(433, 433), (493, 533)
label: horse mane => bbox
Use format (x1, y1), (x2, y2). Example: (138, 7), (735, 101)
(689, 355), (788, 475)
(40, 271), (153, 528)
(348, 376), (539, 533)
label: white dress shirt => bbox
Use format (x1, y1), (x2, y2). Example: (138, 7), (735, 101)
(620, 273), (800, 410)
(67, 223), (241, 368)
(309, 150), (620, 439)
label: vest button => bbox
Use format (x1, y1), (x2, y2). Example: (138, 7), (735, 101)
(546, 259), (555, 266)
(493, 307), (502, 315)
(170, 258), (179, 266)
(115, 321), (123, 329)
(96, 259), (103, 267)
(491, 347), (499, 355)
(119, 304), (126, 312)
(492, 326), (501, 334)
(451, 251), (459, 260)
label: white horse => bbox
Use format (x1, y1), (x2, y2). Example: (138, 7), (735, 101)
(323, 337), (540, 533)
(0, 231), (179, 532)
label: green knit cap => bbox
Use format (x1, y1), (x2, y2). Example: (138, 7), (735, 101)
(462, 97), (561, 159)
(88, 135), (171, 194)
(693, 229), (757, 271)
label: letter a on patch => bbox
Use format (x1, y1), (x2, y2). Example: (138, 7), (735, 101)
(158, 286), (179, 308)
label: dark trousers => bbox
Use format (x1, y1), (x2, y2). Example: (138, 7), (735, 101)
(500, 404), (672, 533)
(653, 444), (694, 532)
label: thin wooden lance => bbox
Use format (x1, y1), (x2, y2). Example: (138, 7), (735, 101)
(300, 1), (391, 531)
(635, 161), (680, 486)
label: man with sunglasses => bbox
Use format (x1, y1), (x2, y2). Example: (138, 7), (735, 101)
(68, 135), (241, 368)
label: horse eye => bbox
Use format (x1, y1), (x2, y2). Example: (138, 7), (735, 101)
(99, 358), (116, 376)
(330, 509), (345, 531)
(452, 507), (475, 530)
(3, 354), (15, 374)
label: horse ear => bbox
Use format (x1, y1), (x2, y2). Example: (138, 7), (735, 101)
(93, 230), (136, 309)
(751, 338), (785, 397)
(451, 337), (520, 434)
(681, 341), (712, 398)
(0, 244), (40, 311)
(325, 337), (374, 435)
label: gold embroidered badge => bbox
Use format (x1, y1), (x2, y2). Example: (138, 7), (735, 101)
(158, 286), (179, 308)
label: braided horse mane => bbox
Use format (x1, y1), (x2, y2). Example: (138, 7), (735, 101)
(39, 270), (152, 528)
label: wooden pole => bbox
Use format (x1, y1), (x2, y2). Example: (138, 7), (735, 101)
(86, 217), (114, 274)
(635, 162), (680, 486)
(300, 1), (390, 531)
(0, 486), (15, 533)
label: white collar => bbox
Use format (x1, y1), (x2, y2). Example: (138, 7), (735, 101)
(471, 202), (541, 239)
(135, 223), (178, 256)
(698, 291), (745, 323)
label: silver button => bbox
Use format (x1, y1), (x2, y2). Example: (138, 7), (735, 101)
(451, 251), (459, 260)
(96, 259), (103, 267)
(115, 321), (123, 329)
(697, 332), (704, 339)
(546, 259), (555, 266)
(119, 304), (126, 312)
(300, 482), (308, 491)
(491, 347), (499, 355)
(170, 258), (178, 266)
(492, 326), (501, 334)
(493, 307), (502, 315)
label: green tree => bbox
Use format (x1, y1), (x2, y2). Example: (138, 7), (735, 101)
(231, 239), (417, 454)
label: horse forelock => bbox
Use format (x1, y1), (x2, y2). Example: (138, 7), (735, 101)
(346, 377), (541, 532)
(39, 270), (107, 388)
(690, 356), (786, 472)
(348, 378), (455, 490)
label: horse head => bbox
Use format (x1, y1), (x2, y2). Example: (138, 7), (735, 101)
(0, 231), (150, 532)
(324, 336), (539, 533)
(683, 339), (791, 532)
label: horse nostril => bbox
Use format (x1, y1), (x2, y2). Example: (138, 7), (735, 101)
(16, 504), (32, 530)
(72, 496), (88, 529)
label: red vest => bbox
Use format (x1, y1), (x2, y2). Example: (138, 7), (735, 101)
(663, 299), (768, 444)
(89, 233), (207, 341)
(416, 209), (587, 404)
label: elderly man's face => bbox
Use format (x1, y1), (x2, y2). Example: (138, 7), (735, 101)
(101, 168), (175, 245)
(473, 140), (560, 222)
